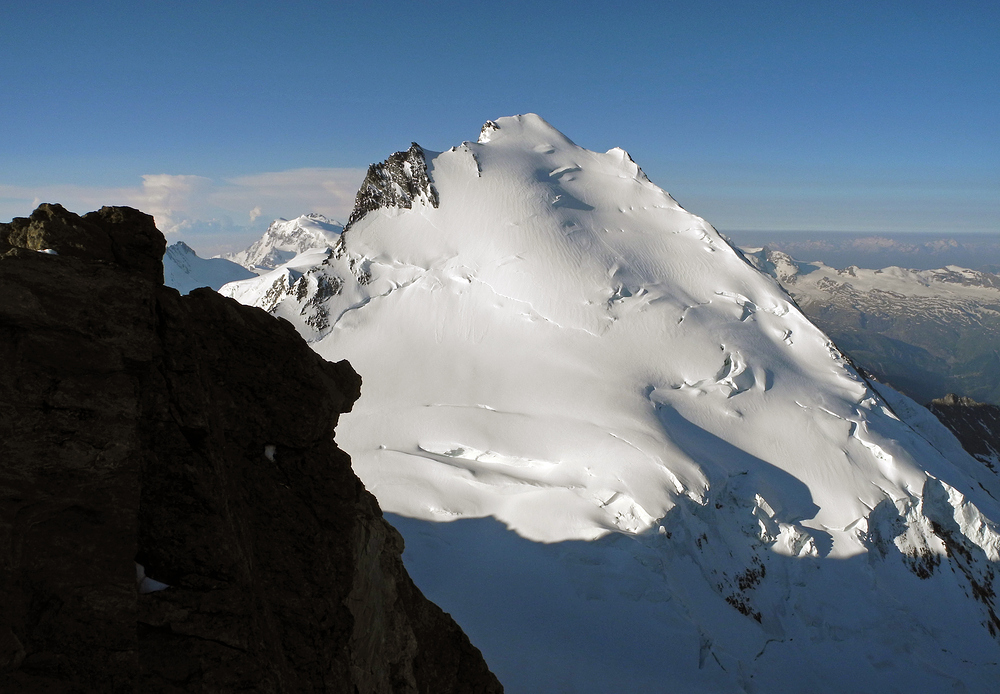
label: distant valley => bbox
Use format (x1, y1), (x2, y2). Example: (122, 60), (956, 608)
(743, 247), (1000, 406)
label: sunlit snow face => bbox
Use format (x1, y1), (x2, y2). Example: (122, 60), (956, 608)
(221, 114), (985, 551)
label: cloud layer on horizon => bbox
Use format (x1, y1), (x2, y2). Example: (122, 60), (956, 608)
(0, 167), (366, 255)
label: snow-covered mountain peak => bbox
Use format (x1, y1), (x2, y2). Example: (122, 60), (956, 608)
(474, 113), (578, 148)
(228, 213), (343, 272)
(220, 117), (1000, 690)
(163, 241), (255, 294)
(167, 240), (195, 256)
(226, 116), (999, 544)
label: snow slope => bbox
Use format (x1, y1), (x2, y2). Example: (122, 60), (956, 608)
(221, 115), (1000, 692)
(227, 213), (342, 272)
(163, 241), (255, 294)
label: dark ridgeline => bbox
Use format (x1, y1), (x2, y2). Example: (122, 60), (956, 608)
(0, 204), (502, 693)
(344, 144), (439, 233)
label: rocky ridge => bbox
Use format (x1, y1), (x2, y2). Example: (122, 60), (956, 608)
(343, 144), (439, 232)
(0, 203), (501, 693)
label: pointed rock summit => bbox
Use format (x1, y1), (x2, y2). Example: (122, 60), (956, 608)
(345, 143), (439, 231)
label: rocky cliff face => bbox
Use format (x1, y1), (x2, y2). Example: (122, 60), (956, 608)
(343, 144), (439, 232)
(0, 203), (502, 693)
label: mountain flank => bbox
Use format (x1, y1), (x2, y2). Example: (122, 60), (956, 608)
(0, 203), (502, 693)
(163, 241), (255, 294)
(929, 394), (1000, 472)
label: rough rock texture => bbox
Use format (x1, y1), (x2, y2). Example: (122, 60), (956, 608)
(0, 204), (502, 693)
(929, 394), (1000, 473)
(344, 144), (439, 232)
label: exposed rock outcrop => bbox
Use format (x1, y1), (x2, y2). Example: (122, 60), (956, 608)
(0, 203), (502, 693)
(344, 144), (439, 232)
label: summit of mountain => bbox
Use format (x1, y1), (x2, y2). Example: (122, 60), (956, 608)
(228, 213), (343, 272)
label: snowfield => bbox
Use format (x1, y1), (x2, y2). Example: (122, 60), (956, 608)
(220, 115), (1000, 692)
(226, 213), (342, 272)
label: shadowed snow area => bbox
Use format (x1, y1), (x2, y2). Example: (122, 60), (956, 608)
(163, 241), (255, 294)
(221, 114), (1000, 692)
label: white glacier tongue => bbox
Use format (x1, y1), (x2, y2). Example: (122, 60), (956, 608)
(221, 114), (1000, 692)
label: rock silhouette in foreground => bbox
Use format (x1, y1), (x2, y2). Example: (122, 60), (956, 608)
(0, 203), (502, 693)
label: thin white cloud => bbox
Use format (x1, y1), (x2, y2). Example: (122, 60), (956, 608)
(138, 174), (216, 234)
(215, 168), (365, 225)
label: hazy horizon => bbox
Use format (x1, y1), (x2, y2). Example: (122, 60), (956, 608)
(724, 229), (1000, 272)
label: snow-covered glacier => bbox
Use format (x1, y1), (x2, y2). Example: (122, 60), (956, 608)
(221, 114), (1000, 692)
(227, 212), (343, 272)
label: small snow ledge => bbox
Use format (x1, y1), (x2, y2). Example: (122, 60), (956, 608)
(135, 562), (170, 594)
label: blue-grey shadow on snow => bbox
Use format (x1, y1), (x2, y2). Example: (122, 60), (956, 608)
(653, 401), (833, 556)
(532, 168), (595, 211)
(387, 503), (1000, 694)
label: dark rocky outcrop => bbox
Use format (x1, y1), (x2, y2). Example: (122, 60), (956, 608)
(929, 394), (1000, 473)
(344, 144), (439, 232)
(0, 204), (502, 693)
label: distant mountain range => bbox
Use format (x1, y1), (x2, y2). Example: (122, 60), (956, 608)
(729, 230), (1000, 274)
(743, 247), (1000, 406)
(163, 214), (343, 295)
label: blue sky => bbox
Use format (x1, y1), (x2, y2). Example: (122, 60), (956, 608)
(2, 1), (997, 253)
